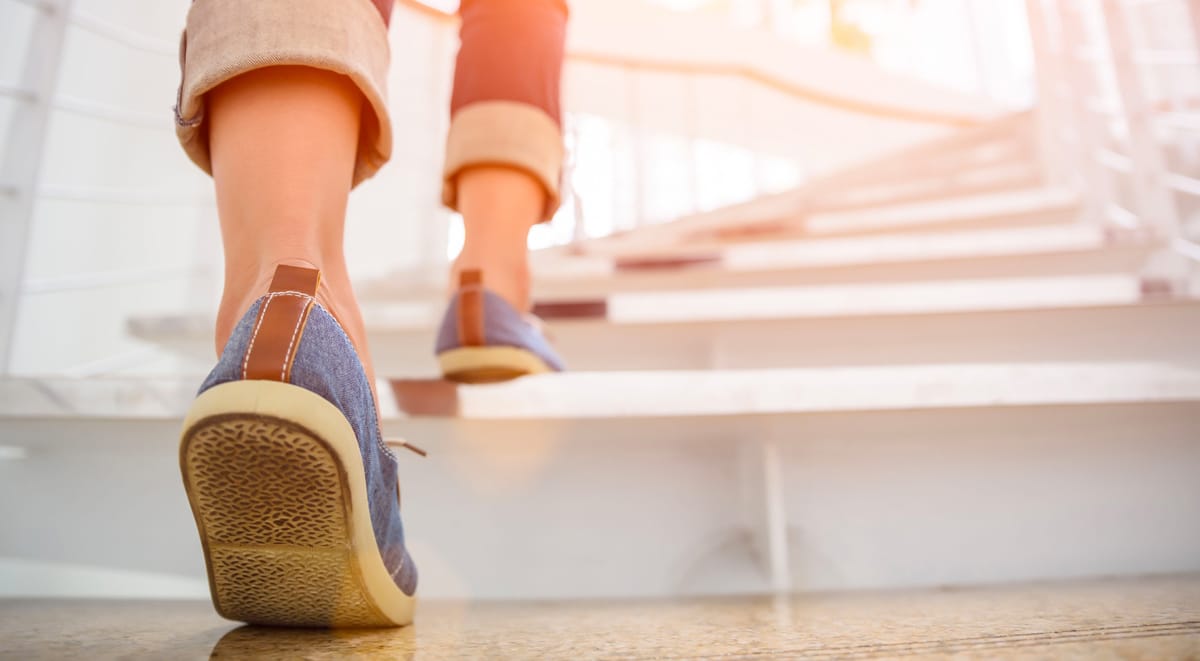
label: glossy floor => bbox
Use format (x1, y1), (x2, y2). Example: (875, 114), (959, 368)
(2, 574), (1199, 659)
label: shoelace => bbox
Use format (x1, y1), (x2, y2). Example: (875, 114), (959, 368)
(385, 439), (428, 457)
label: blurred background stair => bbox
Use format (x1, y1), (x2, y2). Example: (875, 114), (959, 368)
(2, 0), (1199, 603)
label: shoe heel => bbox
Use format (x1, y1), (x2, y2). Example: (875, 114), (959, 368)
(179, 380), (414, 627)
(438, 346), (552, 383)
(440, 270), (551, 382)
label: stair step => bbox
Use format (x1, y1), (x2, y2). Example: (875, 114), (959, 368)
(726, 160), (1042, 218)
(556, 183), (1078, 259)
(720, 223), (1126, 269)
(558, 186), (1082, 259)
(127, 298), (1200, 374)
(604, 274), (1139, 324)
(802, 187), (1081, 237)
(552, 112), (1039, 258)
(362, 225), (1152, 302)
(4, 367), (1197, 602)
(4, 362), (1199, 424)
(387, 362), (1200, 420)
(550, 233), (1150, 301)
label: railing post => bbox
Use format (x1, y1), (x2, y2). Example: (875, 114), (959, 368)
(738, 430), (792, 595)
(1187, 0), (1200, 58)
(1055, 1), (1117, 222)
(626, 67), (647, 228)
(0, 0), (73, 376)
(965, 0), (991, 97)
(684, 72), (700, 216)
(1024, 0), (1071, 188)
(1099, 0), (1181, 240)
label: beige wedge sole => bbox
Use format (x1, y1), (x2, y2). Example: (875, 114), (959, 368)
(179, 379), (415, 628)
(438, 346), (552, 384)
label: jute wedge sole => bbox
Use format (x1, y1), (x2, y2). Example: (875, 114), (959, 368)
(438, 346), (552, 384)
(179, 380), (415, 628)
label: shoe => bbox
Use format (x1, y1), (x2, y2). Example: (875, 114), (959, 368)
(178, 265), (416, 628)
(435, 269), (565, 383)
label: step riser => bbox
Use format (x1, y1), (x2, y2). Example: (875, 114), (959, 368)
(129, 304), (1198, 376)
(369, 304), (1200, 375)
(798, 168), (1042, 216)
(528, 245), (1153, 301)
(3, 403), (1198, 600)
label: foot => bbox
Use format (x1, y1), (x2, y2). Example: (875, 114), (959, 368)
(182, 265), (417, 627)
(435, 269), (564, 383)
(449, 253), (530, 313)
(215, 258), (380, 407)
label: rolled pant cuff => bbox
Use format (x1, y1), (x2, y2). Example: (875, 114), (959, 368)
(442, 101), (564, 222)
(174, 0), (392, 187)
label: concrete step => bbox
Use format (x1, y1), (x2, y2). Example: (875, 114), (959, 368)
(386, 361), (1200, 419)
(551, 112), (1040, 258)
(6, 362), (1199, 421)
(473, 298), (1197, 373)
(2, 362), (1198, 600)
(364, 225), (1155, 302)
(564, 187), (1083, 259)
(750, 186), (1083, 240)
(597, 274), (1140, 324)
(768, 159), (1042, 216)
(128, 290), (1197, 375)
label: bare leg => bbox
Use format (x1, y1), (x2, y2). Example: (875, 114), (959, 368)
(451, 166), (545, 312)
(208, 65), (377, 389)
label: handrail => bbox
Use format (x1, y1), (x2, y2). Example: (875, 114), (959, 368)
(52, 95), (166, 130)
(1166, 172), (1200, 196)
(35, 0), (988, 129)
(568, 51), (984, 128)
(0, 81), (35, 103)
(393, 0), (984, 129)
(68, 9), (177, 57)
(1132, 50), (1200, 65)
(37, 185), (214, 206)
(22, 265), (205, 295)
(1039, 0), (1199, 293)
(1174, 237), (1200, 263)
(6, 0), (54, 10)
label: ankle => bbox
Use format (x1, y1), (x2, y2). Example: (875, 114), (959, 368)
(211, 257), (382, 417)
(451, 253), (531, 312)
(213, 257), (357, 353)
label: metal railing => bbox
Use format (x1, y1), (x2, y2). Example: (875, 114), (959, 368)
(1028, 0), (1200, 292)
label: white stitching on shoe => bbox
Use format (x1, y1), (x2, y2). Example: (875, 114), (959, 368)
(241, 291), (315, 380)
(280, 297), (313, 381)
(241, 295), (272, 380)
(241, 294), (400, 464)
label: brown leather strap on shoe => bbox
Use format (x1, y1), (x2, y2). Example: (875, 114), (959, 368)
(242, 265), (321, 382)
(457, 269), (485, 347)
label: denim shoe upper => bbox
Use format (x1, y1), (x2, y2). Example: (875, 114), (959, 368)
(434, 288), (566, 371)
(198, 297), (417, 596)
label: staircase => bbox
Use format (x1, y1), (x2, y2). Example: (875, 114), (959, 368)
(5, 102), (1200, 601)
(2, 0), (1200, 604)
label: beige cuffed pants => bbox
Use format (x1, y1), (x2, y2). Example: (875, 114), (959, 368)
(174, 0), (567, 219)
